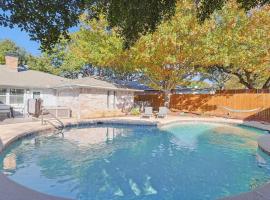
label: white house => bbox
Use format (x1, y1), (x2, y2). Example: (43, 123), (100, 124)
(0, 55), (139, 119)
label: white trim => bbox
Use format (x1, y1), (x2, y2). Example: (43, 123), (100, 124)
(53, 84), (142, 92)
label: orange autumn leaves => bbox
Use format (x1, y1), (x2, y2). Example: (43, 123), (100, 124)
(69, 0), (270, 89)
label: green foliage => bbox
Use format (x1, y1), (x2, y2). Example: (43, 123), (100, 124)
(199, 1), (270, 89)
(70, 14), (124, 68)
(0, 39), (27, 64)
(47, 0), (269, 90)
(0, 39), (61, 75)
(224, 76), (246, 89)
(27, 54), (60, 75)
(106, 0), (176, 48)
(197, 0), (270, 22)
(127, 0), (209, 91)
(189, 81), (211, 89)
(1, 0), (268, 50)
(0, 1), (82, 51)
(130, 107), (141, 116)
(0, 0), (176, 50)
(10, 0), (268, 91)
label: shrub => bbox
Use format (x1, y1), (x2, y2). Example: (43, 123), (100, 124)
(130, 107), (140, 116)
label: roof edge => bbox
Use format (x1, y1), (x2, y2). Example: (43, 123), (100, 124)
(52, 84), (143, 92)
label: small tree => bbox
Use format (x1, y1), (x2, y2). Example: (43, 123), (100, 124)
(0, 39), (28, 64)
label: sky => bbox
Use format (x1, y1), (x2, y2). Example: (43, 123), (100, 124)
(0, 26), (80, 56)
(0, 26), (41, 55)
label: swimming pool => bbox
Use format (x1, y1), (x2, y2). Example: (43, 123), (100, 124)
(0, 122), (269, 200)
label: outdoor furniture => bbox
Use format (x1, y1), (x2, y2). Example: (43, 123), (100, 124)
(27, 98), (43, 117)
(153, 110), (158, 117)
(0, 104), (13, 118)
(42, 106), (71, 119)
(157, 107), (168, 118)
(141, 107), (153, 118)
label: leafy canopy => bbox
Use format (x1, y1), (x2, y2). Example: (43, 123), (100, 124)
(199, 0), (270, 89)
(17, 0), (269, 90)
(70, 14), (124, 68)
(127, 0), (210, 91)
(1, 0), (269, 50)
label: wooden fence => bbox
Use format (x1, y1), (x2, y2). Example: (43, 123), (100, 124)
(135, 90), (270, 122)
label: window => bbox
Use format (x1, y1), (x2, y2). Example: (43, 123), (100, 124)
(10, 89), (24, 104)
(33, 91), (41, 99)
(0, 89), (7, 104)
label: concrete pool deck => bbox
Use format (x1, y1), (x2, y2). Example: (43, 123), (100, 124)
(0, 115), (270, 200)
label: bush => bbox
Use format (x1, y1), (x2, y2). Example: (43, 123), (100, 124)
(130, 107), (140, 116)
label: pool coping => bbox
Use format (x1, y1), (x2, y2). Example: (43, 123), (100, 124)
(0, 116), (270, 200)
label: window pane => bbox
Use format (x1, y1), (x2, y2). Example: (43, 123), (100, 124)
(10, 96), (24, 104)
(0, 89), (7, 104)
(10, 89), (24, 95)
(0, 89), (7, 95)
(10, 89), (24, 104)
(0, 96), (6, 104)
(33, 92), (41, 99)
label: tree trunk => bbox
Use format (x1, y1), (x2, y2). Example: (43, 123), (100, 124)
(262, 77), (270, 89)
(232, 72), (255, 89)
(214, 65), (256, 89)
(164, 90), (171, 108)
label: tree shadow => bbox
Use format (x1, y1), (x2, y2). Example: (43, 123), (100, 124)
(244, 107), (270, 123)
(170, 94), (218, 113)
(134, 93), (165, 111)
(135, 92), (270, 123)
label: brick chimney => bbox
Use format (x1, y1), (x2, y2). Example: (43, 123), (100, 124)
(5, 54), (19, 70)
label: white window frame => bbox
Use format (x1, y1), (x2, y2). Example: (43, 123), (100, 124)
(9, 88), (25, 106)
(32, 91), (42, 99)
(0, 88), (7, 104)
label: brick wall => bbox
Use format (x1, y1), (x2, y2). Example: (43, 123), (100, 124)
(57, 88), (135, 119)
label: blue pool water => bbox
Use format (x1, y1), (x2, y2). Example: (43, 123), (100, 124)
(0, 123), (270, 200)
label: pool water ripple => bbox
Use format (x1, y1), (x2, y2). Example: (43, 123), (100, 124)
(0, 123), (270, 200)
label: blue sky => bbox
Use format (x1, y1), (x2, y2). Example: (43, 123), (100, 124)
(0, 26), (80, 56)
(0, 26), (41, 55)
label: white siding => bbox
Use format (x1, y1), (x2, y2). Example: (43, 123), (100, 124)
(41, 89), (57, 107)
(56, 88), (135, 119)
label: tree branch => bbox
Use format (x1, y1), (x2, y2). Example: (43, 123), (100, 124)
(262, 76), (270, 89)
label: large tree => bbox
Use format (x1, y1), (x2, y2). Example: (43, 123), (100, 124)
(199, 66), (246, 90)
(1, 0), (268, 50)
(127, 0), (210, 106)
(33, 18), (139, 80)
(17, 0), (269, 92)
(197, 0), (270, 22)
(47, 1), (202, 99)
(0, 0), (176, 50)
(199, 1), (270, 89)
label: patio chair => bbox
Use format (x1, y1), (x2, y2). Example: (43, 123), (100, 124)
(142, 107), (153, 118)
(157, 107), (168, 118)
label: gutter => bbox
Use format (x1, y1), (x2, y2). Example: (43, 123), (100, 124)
(52, 84), (144, 92)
